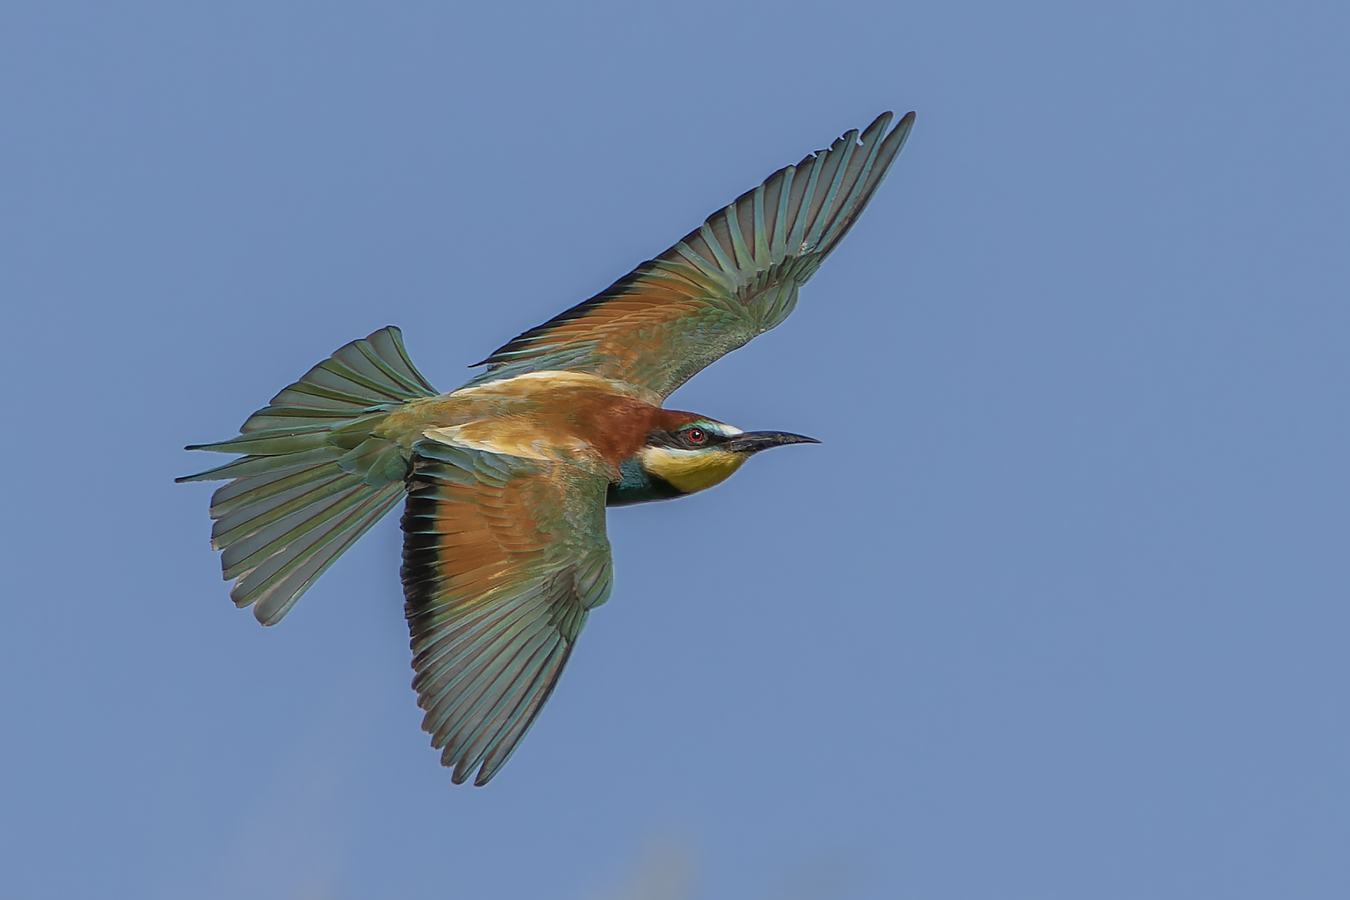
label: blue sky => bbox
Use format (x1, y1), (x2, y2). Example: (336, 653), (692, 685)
(2, 2), (1348, 898)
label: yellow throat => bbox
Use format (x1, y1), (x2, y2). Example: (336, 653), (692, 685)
(638, 446), (748, 494)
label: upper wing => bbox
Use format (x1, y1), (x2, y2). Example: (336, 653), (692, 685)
(465, 111), (915, 400)
(401, 439), (614, 786)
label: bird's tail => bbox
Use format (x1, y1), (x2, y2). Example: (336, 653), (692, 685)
(178, 326), (438, 625)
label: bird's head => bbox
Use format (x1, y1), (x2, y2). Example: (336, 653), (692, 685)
(608, 416), (819, 506)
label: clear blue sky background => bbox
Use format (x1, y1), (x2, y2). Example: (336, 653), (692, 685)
(2, 2), (1348, 898)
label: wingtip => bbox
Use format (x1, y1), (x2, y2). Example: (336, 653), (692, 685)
(878, 110), (916, 159)
(860, 110), (914, 151)
(895, 110), (917, 133)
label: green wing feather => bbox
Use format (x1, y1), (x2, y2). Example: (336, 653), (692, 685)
(178, 326), (438, 625)
(465, 111), (915, 399)
(401, 440), (613, 785)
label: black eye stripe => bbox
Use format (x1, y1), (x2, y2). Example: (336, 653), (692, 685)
(645, 427), (729, 449)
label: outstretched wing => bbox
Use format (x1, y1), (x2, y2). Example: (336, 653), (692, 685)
(466, 111), (915, 400)
(401, 440), (614, 786)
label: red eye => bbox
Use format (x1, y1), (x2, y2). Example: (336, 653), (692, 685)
(686, 428), (706, 444)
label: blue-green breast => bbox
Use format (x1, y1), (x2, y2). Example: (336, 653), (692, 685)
(606, 457), (685, 506)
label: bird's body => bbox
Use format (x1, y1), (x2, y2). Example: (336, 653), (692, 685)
(181, 111), (915, 785)
(387, 370), (694, 478)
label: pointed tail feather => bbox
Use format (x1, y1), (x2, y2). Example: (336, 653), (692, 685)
(179, 326), (437, 624)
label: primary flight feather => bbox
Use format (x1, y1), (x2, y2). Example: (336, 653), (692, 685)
(180, 110), (915, 785)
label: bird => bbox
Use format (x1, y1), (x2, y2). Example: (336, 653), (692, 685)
(179, 110), (915, 786)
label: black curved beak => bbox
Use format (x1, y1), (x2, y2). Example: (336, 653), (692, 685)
(723, 431), (821, 454)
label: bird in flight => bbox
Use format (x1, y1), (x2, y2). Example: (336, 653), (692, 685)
(180, 111), (915, 785)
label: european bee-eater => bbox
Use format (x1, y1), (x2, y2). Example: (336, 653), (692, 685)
(181, 111), (915, 785)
